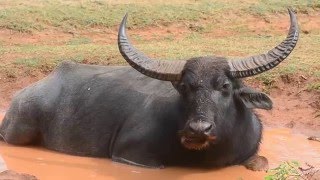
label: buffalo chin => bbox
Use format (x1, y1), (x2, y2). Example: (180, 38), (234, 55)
(180, 136), (211, 150)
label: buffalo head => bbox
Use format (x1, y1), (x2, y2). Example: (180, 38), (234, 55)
(118, 9), (299, 150)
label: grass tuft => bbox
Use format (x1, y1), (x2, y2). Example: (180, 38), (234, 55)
(14, 58), (41, 67)
(66, 37), (92, 45)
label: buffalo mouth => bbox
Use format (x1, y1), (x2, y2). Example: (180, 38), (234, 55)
(180, 134), (216, 151)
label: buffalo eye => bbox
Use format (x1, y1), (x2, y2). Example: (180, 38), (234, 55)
(221, 82), (231, 91)
(178, 83), (188, 93)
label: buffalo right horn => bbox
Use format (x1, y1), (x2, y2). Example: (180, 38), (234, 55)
(228, 8), (299, 78)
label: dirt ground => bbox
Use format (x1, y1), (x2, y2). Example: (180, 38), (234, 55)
(251, 78), (320, 137)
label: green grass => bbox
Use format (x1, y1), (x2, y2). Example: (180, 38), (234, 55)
(0, 0), (235, 33)
(66, 37), (92, 45)
(265, 161), (300, 180)
(249, 0), (320, 16)
(0, 0), (319, 33)
(313, 71), (320, 78)
(265, 161), (320, 180)
(14, 57), (41, 67)
(307, 82), (320, 92)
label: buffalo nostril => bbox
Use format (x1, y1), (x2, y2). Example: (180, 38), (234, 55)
(189, 121), (213, 133)
(204, 124), (213, 132)
(189, 122), (198, 133)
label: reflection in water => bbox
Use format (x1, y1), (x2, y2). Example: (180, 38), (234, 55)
(0, 113), (319, 180)
(0, 155), (6, 172)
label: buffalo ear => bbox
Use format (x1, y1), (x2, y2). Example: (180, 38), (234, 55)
(235, 87), (273, 110)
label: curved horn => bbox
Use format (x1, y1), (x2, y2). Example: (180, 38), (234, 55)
(118, 13), (186, 81)
(228, 8), (299, 78)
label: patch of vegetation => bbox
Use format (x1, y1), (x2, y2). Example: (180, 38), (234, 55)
(256, 73), (277, 86)
(2, 67), (18, 79)
(307, 82), (320, 92)
(255, 73), (277, 94)
(14, 57), (40, 67)
(265, 161), (319, 180)
(1, 0), (319, 33)
(265, 161), (301, 180)
(0, 0), (235, 32)
(66, 37), (92, 45)
(277, 64), (298, 75)
(313, 71), (320, 78)
(248, 0), (320, 16)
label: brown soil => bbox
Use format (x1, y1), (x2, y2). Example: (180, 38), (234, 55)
(252, 78), (320, 137)
(247, 13), (320, 35)
(0, 73), (45, 110)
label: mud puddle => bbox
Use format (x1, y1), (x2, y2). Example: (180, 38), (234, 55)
(0, 113), (319, 180)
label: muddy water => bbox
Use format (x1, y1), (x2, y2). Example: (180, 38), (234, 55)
(0, 113), (319, 180)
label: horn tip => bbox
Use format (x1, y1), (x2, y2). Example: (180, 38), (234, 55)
(119, 13), (129, 37)
(122, 13), (129, 24)
(287, 7), (296, 15)
(124, 12), (129, 19)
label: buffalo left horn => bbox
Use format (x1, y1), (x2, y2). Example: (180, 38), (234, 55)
(228, 8), (299, 78)
(118, 13), (186, 81)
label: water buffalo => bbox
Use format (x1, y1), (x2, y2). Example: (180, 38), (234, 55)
(0, 9), (298, 170)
